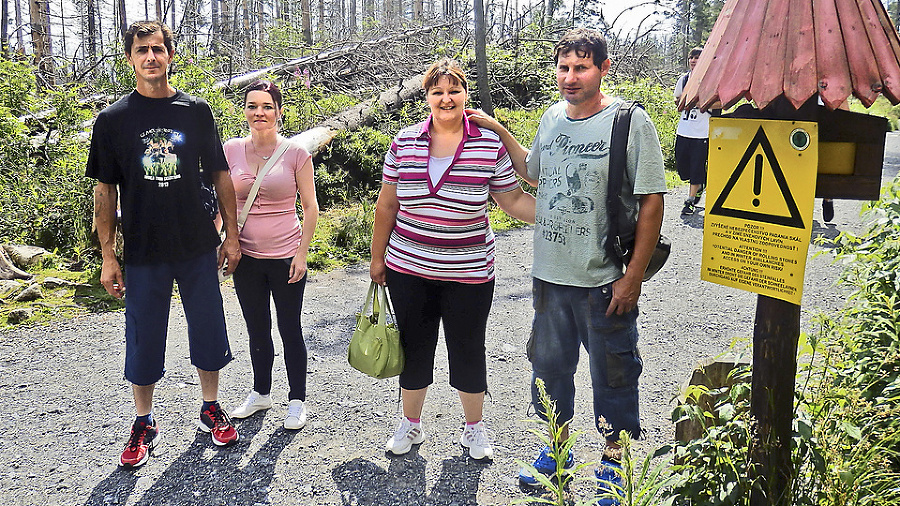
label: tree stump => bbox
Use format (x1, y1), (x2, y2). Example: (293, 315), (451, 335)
(675, 355), (751, 444)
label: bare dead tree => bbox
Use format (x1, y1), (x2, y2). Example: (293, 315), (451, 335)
(113, 0), (125, 37)
(84, 0), (97, 72)
(2, 0), (9, 56)
(473, 0), (493, 114)
(242, 0), (250, 60)
(382, 0), (392, 26)
(216, 21), (461, 91)
(211, 0), (220, 49)
(600, 1), (680, 84)
(348, 0), (356, 34)
(29, 0), (54, 82)
(14, 0), (24, 51)
(316, 0), (323, 38)
(301, 0), (311, 43)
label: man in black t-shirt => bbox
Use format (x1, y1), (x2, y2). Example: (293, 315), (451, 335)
(86, 21), (242, 468)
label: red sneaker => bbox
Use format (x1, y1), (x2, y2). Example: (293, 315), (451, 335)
(120, 420), (160, 468)
(198, 402), (239, 446)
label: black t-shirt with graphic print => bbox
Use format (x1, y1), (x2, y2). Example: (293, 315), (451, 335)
(86, 90), (227, 265)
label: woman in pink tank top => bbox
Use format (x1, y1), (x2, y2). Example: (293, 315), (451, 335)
(223, 80), (319, 430)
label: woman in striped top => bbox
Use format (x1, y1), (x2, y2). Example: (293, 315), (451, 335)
(370, 58), (535, 460)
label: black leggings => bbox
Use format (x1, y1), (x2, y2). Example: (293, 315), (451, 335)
(386, 268), (494, 393)
(233, 255), (308, 401)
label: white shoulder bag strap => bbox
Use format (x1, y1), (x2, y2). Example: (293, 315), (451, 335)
(237, 139), (291, 231)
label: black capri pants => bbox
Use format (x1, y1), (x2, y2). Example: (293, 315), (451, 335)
(386, 268), (494, 393)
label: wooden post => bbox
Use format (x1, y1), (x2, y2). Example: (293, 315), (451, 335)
(749, 294), (800, 505)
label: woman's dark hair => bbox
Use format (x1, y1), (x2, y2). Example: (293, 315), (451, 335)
(689, 47), (703, 59)
(422, 58), (468, 91)
(243, 80), (283, 109)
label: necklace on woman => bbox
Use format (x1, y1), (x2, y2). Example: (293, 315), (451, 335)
(250, 139), (273, 160)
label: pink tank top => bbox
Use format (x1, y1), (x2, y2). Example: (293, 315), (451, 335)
(223, 137), (311, 259)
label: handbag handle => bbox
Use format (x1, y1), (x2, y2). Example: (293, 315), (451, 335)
(362, 281), (395, 329)
(237, 139), (291, 231)
(361, 280), (377, 318)
(375, 283), (396, 327)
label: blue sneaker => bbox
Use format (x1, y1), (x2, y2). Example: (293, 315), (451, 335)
(595, 460), (624, 505)
(518, 446), (575, 487)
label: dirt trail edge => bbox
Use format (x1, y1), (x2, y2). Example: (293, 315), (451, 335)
(3, 132), (898, 506)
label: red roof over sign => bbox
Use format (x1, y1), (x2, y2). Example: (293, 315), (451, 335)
(677, 0), (900, 111)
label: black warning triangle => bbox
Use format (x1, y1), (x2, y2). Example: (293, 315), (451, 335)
(709, 126), (805, 228)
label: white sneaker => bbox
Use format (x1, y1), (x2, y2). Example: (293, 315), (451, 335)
(230, 391), (272, 419)
(460, 421), (493, 460)
(284, 400), (307, 430)
(385, 418), (425, 455)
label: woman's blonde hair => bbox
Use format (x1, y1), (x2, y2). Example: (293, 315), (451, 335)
(422, 58), (468, 91)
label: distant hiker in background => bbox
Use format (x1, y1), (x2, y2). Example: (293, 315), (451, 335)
(674, 47), (721, 215)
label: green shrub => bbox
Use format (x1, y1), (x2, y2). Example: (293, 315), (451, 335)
(850, 95), (899, 132)
(281, 84), (359, 134)
(666, 364), (754, 504)
(315, 126), (391, 208)
(170, 55), (245, 140)
(515, 378), (598, 506)
(0, 68), (95, 262)
(807, 179), (900, 503)
(606, 78), (678, 170)
(0, 59), (38, 115)
(307, 202), (374, 271)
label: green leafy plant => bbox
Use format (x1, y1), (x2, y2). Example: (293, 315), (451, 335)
(517, 379), (681, 506)
(608, 431), (679, 506)
(666, 364), (754, 505)
(316, 126), (390, 208)
(606, 78), (678, 173)
(515, 378), (599, 506)
(791, 182), (900, 505)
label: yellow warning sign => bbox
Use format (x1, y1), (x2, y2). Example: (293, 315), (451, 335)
(701, 118), (818, 304)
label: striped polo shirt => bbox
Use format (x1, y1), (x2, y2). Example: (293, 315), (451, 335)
(383, 115), (520, 284)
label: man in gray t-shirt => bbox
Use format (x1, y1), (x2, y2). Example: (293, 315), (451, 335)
(526, 98), (667, 287)
(468, 27), (666, 499)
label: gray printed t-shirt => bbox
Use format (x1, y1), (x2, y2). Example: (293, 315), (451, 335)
(526, 99), (667, 288)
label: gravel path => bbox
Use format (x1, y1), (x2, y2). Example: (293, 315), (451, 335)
(3, 133), (897, 506)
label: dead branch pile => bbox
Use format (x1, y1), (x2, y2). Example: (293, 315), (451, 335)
(218, 21), (465, 94)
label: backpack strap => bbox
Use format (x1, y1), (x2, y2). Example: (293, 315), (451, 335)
(605, 100), (643, 267)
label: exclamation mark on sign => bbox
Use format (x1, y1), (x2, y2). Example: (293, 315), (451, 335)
(752, 154), (762, 207)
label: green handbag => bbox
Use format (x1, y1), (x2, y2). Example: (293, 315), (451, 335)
(348, 281), (404, 379)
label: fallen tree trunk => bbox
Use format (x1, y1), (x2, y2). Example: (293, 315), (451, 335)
(0, 247), (33, 281)
(23, 22), (461, 142)
(217, 21), (461, 91)
(291, 73), (425, 156)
